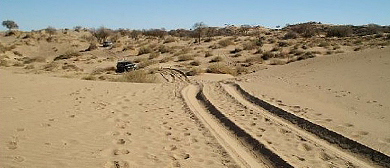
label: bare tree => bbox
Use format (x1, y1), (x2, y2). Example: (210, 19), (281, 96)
(193, 22), (207, 44)
(2, 20), (18, 31)
(45, 26), (56, 37)
(91, 26), (112, 43)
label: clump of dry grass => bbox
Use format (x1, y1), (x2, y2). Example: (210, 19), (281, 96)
(85, 43), (98, 51)
(159, 56), (174, 63)
(22, 56), (46, 64)
(205, 51), (213, 57)
(207, 63), (237, 76)
(209, 56), (223, 63)
(261, 51), (275, 60)
(137, 60), (157, 68)
(122, 45), (135, 51)
(190, 60), (201, 66)
(186, 67), (203, 76)
(13, 62), (24, 67)
(62, 64), (83, 71)
(0, 59), (9, 67)
(230, 48), (242, 54)
(218, 38), (234, 47)
(245, 56), (263, 63)
(149, 52), (160, 59)
(54, 50), (81, 61)
(174, 47), (191, 56)
(138, 46), (153, 55)
(158, 45), (172, 53)
(82, 75), (96, 80)
(114, 70), (157, 83)
(43, 62), (59, 71)
(177, 55), (194, 62)
(92, 66), (116, 75)
(163, 36), (176, 43)
(269, 59), (287, 65)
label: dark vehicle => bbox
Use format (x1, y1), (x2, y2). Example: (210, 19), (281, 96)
(116, 61), (137, 73)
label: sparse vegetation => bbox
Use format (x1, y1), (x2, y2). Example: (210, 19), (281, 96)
(114, 70), (157, 83)
(177, 55), (194, 62)
(138, 46), (153, 55)
(207, 63), (237, 76)
(218, 38), (234, 47)
(209, 56), (223, 63)
(54, 50), (81, 61)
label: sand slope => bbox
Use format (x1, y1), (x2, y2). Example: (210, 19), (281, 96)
(237, 47), (390, 156)
(0, 70), (237, 168)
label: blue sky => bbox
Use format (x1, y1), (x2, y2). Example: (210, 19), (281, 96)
(1, 0), (389, 31)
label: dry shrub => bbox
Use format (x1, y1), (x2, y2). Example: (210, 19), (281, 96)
(81, 35), (97, 43)
(230, 48), (242, 54)
(289, 49), (304, 56)
(0, 59), (9, 67)
(62, 64), (82, 71)
(243, 41), (257, 50)
(269, 59), (287, 65)
(177, 55), (194, 62)
(261, 51), (275, 60)
(149, 52), (160, 59)
(278, 41), (289, 47)
(43, 62), (59, 71)
(190, 60), (201, 66)
(271, 46), (281, 51)
(122, 45), (135, 51)
(82, 75), (96, 80)
(24, 64), (35, 69)
(92, 66), (116, 75)
(186, 67), (203, 76)
(13, 62), (24, 67)
(138, 60), (157, 68)
(23, 56), (46, 64)
(85, 43), (98, 51)
(210, 56), (223, 63)
(138, 46), (153, 55)
(205, 51), (213, 57)
(245, 56), (263, 63)
(158, 45), (172, 53)
(54, 50), (81, 61)
(114, 70), (157, 83)
(327, 26), (352, 37)
(207, 63), (237, 76)
(318, 41), (330, 48)
(325, 50), (334, 55)
(218, 38), (234, 47)
(134, 57), (148, 63)
(159, 56), (173, 63)
(283, 31), (298, 39)
(232, 53), (242, 57)
(163, 36), (176, 43)
(13, 51), (22, 56)
(254, 48), (263, 54)
(297, 52), (316, 60)
(174, 47), (191, 56)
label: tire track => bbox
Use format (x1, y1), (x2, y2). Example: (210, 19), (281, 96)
(181, 84), (292, 168)
(223, 82), (390, 168)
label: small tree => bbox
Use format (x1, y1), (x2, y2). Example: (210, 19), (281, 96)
(2, 20), (18, 31)
(193, 22), (207, 44)
(91, 26), (112, 43)
(45, 26), (56, 37)
(74, 26), (82, 32)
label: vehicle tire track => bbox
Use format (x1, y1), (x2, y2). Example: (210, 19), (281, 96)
(222, 81), (390, 168)
(181, 84), (292, 168)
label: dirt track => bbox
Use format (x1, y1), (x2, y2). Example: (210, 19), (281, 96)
(181, 81), (389, 167)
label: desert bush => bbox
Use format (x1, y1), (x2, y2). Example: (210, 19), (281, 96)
(43, 62), (59, 71)
(186, 67), (203, 76)
(207, 63), (237, 76)
(231, 53), (242, 57)
(177, 55), (194, 62)
(54, 50), (81, 61)
(245, 56), (263, 63)
(269, 59), (287, 65)
(210, 56), (223, 63)
(82, 75), (96, 80)
(134, 57), (148, 63)
(91, 26), (112, 43)
(45, 26), (56, 37)
(289, 49), (304, 56)
(243, 41), (257, 50)
(261, 51), (275, 60)
(174, 47), (191, 56)
(163, 36), (176, 43)
(138, 46), (153, 55)
(24, 64), (35, 69)
(92, 66), (116, 75)
(0, 59), (9, 67)
(230, 48), (242, 54)
(318, 41), (330, 48)
(81, 35), (97, 43)
(271, 46), (281, 51)
(278, 41), (289, 47)
(283, 31), (298, 39)
(138, 60), (157, 68)
(254, 48), (263, 54)
(22, 56), (46, 64)
(62, 64), (82, 71)
(149, 52), (160, 59)
(159, 56), (173, 63)
(190, 60), (201, 66)
(115, 70), (157, 83)
(218, 38), (234, 47)
(85, 43), (98, 51)
(12, 61), (24, 67)
(297, 52), (316, 60)
(122, 45), (135, 51)
(205, 51), (213, 57)
(158, 45), (171, 53)
(326, 26), (352, 37)
(325, 50), (334, 55)
(289, 22), (317, 38)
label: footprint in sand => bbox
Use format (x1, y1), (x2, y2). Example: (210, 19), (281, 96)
(7, 141), (18, 150)
(317, 152), (333, 161)
(342, 123), (354, 127)
(104, 160), (130, 168)
(113, 149), (130, 155)
(16, 128), (25, 132)
(298, 143), (312, 151)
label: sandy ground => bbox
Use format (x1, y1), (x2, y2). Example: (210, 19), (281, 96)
(0, 69), (238, 168)
(238, 47), (390, 156)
